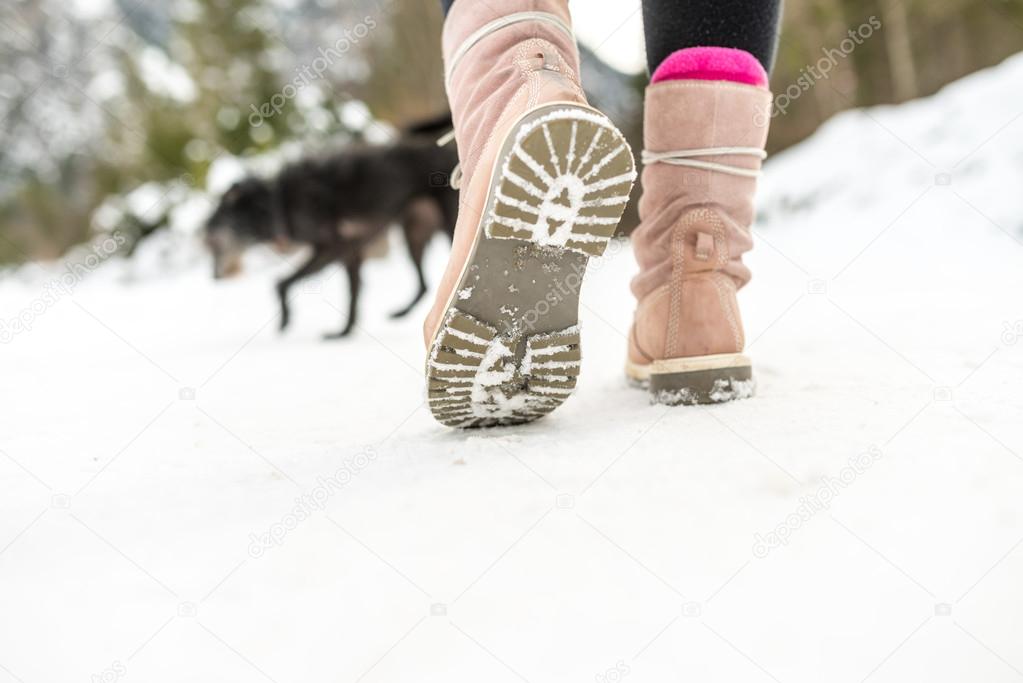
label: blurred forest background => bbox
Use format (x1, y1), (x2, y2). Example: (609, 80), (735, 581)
(1, 0), (1022, 266)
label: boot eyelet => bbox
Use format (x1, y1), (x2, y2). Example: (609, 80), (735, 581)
(535, 51), (558, 71)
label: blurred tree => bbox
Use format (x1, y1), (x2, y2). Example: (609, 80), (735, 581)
(0, 1), (112, 261)
(116, 0), (302, 179)
(878, 0), (918, 100)
(0, 0), (356, 264)
(354, 0), (447, 127)
(767, 0), (1023, 150)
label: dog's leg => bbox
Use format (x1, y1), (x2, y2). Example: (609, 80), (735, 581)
(276, 247), (334, 331)
(324, 255), (362, 339)
(390, 218), (430, 319)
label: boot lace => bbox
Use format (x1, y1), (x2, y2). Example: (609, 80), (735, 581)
(642, 147), (767, 178)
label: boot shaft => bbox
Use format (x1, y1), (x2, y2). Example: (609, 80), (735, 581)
(639, 81), (771, 227)
(441, 1), (583, 180)
(632, 80), (771, 302)
(628, 78), (772, 372)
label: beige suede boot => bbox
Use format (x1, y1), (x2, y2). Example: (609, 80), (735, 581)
(626, 80), (771, 404)
(425, 2), (636, 428)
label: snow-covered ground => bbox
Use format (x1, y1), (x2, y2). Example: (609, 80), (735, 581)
(3, 55), (1023, 683)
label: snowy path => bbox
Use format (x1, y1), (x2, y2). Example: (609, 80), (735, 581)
(2, 57), (1023, 683)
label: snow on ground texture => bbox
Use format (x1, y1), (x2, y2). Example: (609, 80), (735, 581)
(3, 55), (1023, 683)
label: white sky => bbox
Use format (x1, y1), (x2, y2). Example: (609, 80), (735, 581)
(568, 0), (647, 74)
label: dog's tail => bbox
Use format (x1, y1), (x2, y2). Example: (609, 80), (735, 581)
(402, 111), (453, 139)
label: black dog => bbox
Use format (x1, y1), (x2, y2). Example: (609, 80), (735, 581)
(205, 130), (457, 338)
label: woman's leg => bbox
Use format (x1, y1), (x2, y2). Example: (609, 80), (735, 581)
(626, 2), (779, 404)
(423, 0), (636, 427)
(641, 0), (782, 74)
(445, 1), (782, 71)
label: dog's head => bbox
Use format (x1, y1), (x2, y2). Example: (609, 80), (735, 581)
(205, 177), (274, 279)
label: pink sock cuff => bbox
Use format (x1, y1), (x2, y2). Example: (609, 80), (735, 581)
(650, 47), (768, 87)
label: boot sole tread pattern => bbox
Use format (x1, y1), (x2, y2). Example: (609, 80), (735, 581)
(428, 105), (635, 428)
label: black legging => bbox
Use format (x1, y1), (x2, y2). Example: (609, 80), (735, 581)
(438, 0), (782, 75)
(641, 0), (781, 74)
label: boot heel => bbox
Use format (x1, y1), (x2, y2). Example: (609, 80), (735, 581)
(643, 353), (755, 406)
(428, 310), (581, 428)
(485, 106), (634, 257)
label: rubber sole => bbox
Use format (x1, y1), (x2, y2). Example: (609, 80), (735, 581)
(626, 353), (755, 406)
(427, 104), (636, 428)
